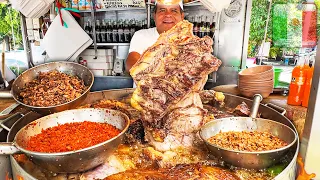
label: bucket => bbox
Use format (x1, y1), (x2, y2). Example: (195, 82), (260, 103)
(274, 68), (283, 87)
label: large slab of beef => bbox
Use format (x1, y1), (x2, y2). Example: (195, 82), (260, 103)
(130, 20), (222, 151)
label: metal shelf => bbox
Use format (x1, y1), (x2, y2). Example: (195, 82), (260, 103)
(184, 0), (202, 7)
(79, 7), (146, 13)
(91, 43), (130, 46)
(147, 1), (202, 7)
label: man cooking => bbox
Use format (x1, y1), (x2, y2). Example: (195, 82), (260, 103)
(125, 0), (185, 71)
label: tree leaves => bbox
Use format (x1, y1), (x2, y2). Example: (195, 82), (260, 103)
(0, 4), (22, 48)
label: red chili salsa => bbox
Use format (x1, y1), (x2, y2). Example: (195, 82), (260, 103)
(25, 121), (121, 153)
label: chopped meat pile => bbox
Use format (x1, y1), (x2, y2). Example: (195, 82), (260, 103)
(19, 71), (87, 107)
(207, 131), (288, 152)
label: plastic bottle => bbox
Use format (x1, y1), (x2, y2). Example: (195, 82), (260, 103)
(302, 57), (315, 107)
(287, 56), (307, 106)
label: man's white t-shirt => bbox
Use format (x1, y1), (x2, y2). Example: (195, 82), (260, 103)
(128, 27), (160, 55)
(128, 27), (159, 88)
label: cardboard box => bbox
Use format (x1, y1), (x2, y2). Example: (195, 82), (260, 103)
(87, 62), (113, 70)
(79, 55), (113, 63)
(33, 30), (41, 41)
(81, 49), (113, 56)
(27, 30), (35, 40)
(32, 18), (40, 29)
(90, 69), (104, 76)
(26, 18), (33, 30)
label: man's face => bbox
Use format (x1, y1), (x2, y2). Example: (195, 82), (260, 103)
(154, 4), (184, 34)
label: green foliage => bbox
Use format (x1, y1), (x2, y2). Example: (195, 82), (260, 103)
(248, 0), (306, 57)
(0, 4), (22, 49)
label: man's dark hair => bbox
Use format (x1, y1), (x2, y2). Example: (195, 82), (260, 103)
(153, 5), (184, 14)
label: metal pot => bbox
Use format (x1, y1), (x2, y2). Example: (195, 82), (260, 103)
(11, 62), (94, 115)
(2, 89), (299, 179)
(200, 95), (298, 169)
(0, 108), (130, 173)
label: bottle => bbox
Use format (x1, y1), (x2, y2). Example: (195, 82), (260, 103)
(205, 16), (210, 37)
(210, 17), (215, 38)
(106, 20), (112, 43)
(95, 20), (101, 43)
(84, 20), (92, 39)
(118, 19), (124, 43)
(193, 16), (199, 37)
(101, 19), (107, 43)
(199, 16), (205, 38)
(130, 19), (136, 38)
(287, 56), (307, 106)
(302, 56), (315, 107)
(112, 20), (118, 43)
(123, 19), (131, 43)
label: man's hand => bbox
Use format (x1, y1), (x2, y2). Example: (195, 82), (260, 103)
(126, 52), (141, 72)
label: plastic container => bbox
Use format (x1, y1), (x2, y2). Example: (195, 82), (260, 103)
(274, 68), (283, 87)
(287, 57), (307, 106)
(302, 63), (315, 107)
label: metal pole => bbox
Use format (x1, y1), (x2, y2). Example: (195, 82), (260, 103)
(20, 13), (34, 68)
(147, 0), (151, 28)
(300, 41), (320, 175)
(91, 0), (97, 59)
(259, 0), (272, 65)
(241, 0), (253, 70)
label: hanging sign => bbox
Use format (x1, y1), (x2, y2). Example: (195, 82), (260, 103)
(101, 0), (146, 9)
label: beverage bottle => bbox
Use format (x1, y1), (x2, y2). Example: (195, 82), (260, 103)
(118, 19), (124, 43)
(302, 56), (315, 107)
(193, 16), (199, 37)
(130, 19), (136, 38)
(101, 19), (107, 43)
(106, 20), (112, 43)
(199, 16), (205, 38)
(143, 19), (147, 29)
(84, 20), (92, 39)
(287, 56), (307, 105)
(95, 20), (101, 43)
(205, 16), (210, 37)
(112, 20), (118, 43)
(123, 19), (131, 42)
(210, 17), (215, 38)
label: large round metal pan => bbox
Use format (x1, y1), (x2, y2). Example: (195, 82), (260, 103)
(11, 62), (94, 115)
(0, 108), (130, 173)
(4, 89), (299, 179)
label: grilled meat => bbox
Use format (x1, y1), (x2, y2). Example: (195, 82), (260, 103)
(104, 163), (240, 180)
(130, 20), (222, 123)
(129, 20), (222, 151)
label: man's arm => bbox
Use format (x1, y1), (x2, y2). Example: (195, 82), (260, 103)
(125, 51), (141, 72)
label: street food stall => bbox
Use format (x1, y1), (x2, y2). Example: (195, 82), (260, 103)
(0, 0), (318, 179)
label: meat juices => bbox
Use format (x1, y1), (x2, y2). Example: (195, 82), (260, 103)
(130, 20), (222, 151)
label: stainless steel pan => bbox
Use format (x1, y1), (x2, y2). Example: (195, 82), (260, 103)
(0, 108), (130, 173)
(200, 94), (298, 169)
(11, 62), (94, 115)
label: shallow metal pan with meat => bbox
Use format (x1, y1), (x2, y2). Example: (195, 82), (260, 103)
(1, 89), (299, 180)
(10, 61), (94, 115)
(200, 94), (298, 169)
(0, 108), (130, 173)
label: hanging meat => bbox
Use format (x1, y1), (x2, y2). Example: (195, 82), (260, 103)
(130, 20), (222, 151)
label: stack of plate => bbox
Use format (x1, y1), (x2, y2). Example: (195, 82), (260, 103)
(11, 0), (54, 18)
(238, 65), (274, 98)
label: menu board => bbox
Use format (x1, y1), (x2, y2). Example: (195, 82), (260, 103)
(101, 0), (146, 8)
